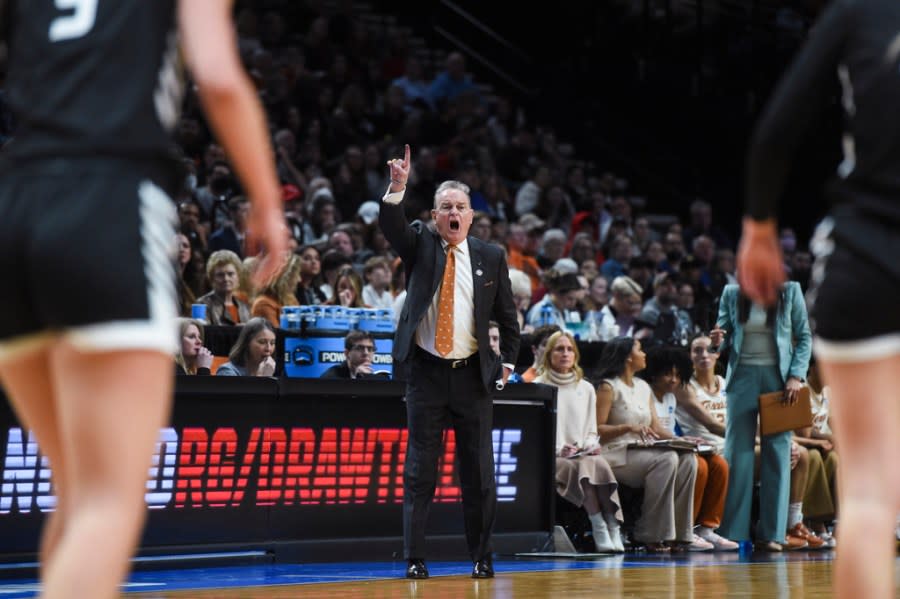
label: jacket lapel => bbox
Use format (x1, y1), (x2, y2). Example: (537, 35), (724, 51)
(431, 232), (446, 300)
(469, 238), (484, 320)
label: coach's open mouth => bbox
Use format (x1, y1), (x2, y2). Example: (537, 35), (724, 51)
(450, 221), (460, 231)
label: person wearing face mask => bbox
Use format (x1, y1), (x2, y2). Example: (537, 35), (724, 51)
(380, 145), (520, 580)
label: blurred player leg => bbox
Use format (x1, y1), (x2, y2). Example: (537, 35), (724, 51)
(819, 355), (900, 599)
(38, 343), (172, 599)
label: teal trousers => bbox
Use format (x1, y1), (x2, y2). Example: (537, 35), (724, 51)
(718, 364), (791, 543)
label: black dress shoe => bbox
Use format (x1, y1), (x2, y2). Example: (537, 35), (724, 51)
(471, 558), (494, 579)
(406, 559), (429, 579)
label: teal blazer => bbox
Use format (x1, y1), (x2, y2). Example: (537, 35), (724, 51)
(715, 282), (812, 390)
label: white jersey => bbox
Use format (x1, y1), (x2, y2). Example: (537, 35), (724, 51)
(653, 391), (678, 435)
(675, 376), (728, 452)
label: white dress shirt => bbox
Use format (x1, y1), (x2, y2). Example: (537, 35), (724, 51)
(384, 186), (513, 370)
(414, 239), (478, 359)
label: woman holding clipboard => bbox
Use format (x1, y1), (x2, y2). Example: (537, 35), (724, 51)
(709, 281), (812, 551)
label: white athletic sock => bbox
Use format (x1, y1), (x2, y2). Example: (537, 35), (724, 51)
(788, 503), (803, 528)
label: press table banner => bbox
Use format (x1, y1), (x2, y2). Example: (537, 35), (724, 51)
(0, 378), (556, 557)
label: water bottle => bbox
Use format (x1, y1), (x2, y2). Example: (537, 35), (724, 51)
(584, 311), (600, 342)
(287, 307), (300, 329)
(379, 308), (395, 332)
(540, 303), (554, 327)
(191, 303), (208, 325)
(347, 307), (360, 330)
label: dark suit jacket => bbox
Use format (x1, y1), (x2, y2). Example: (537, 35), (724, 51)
(379, 199), (520, 392)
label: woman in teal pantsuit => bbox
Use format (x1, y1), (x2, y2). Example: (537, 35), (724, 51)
(710, 281), (811, 548)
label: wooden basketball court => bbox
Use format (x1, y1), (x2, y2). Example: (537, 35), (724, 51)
(112, 552), (897, 598)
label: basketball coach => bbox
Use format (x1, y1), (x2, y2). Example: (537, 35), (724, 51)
(380, 145), (520, 579)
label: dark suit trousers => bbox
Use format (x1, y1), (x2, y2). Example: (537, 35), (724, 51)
(403, 350), (496, 561)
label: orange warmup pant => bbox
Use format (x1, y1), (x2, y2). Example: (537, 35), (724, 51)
(694, 453), (729, 529)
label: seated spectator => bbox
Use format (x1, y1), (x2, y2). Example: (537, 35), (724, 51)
(391, 56), (432, 111)
(681, 199), (732, 253)
(595, 337), (699, 553)
(174, 318), (213, 376)
(643, 240), (666, 272)
(582, 275), (609, 314)
(596, 276), (645, 341)
(305, 188), (340, 246)
(626, 256), (655, 303)
(175, 233), (197, 317)
(216, 317), (277, 376)
(507, 268), (533, 332)
(792, 359), (838, 547)
(362, 256), (393, 309)
(643, 346), (737, 551)
(525, 271), (582, 329)
(514, 163), (551, 218)
(633, 216), (659, 254)
(327, 227), (355, 260)
(536, 228), (567, 270)
(640, 272), (693, 347)
(579, 259), (599, 283)
(320, 249), (353, 300)
(251, 254), (301, 328)
(178, 198), (209, 253)
(535, 185), (575, 233)
(327, 266), (368, 308)
(197, 250), (252, 326)
(236, 256), (258, 305)
(520, 324), (561, 383)
(208, 195), (251, 258)
(296, 244), (327, 305)
(469, 210), (493, 242)
(568, 232), (600, 268)
(320, 331), (390, 380)
(552, 257), (579, 276)
(427, 51), (481, 111)
(488, 320), (501, 356)
(600, 234), (633, 284)
(390, 257), (407, 329)
(505, 222), (542, 294)
(535, 331), (624, 553)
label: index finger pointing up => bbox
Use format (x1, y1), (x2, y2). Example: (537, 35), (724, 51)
(402, 143), (410, 168)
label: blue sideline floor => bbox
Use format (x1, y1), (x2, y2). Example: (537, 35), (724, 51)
(0, 551), (844, 598)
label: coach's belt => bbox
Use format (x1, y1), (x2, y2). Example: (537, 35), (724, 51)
(416, 348), (477, 369)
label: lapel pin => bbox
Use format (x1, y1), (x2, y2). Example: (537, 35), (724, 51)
(475, 269), (483, 276)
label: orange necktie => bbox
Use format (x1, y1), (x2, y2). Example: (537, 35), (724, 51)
(435, 245), (456, 356)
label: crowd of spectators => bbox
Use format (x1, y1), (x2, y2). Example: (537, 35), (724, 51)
(2, 0), (849, 555)
(170, 1), (836, 551)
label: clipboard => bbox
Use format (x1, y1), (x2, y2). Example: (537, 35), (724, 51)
(758, 387), (812, 436)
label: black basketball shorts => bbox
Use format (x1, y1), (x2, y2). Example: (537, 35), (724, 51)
(807, 215), (900, 362)
(0, 159), (178, 359)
